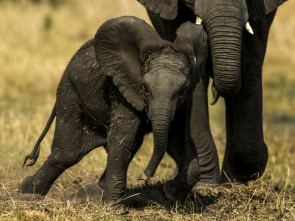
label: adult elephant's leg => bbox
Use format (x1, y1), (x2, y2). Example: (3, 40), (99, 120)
(102, 103), (144, 204)
(164, 106), (200, 203)
(21, 101), (107, 195)
(189, 74), (220, 185)
(221, 12), (276, 183)
(147, 0), (196, 42)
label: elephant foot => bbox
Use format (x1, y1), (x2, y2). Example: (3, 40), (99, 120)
(229, 158), (267, 183)
(20, 176), (51, 196)
(197, 170), (221, 187)
(101, 188), (126, 207)
(196, 182), (220, 188)
(163, 180), (188, 204)
(195, 140), (221, 186)
(220, 168), (248, 185)
(103, 200), (128, 215)
(103, 199), (125, 210)
(196, 171), (221, 187)
(223, 143), (268, 183)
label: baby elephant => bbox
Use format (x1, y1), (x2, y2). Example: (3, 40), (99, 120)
(21, 16), (208, 204)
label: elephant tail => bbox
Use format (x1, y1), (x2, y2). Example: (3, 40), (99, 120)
(22, 103), (56, 168)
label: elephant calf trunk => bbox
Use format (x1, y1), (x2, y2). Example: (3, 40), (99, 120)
(144, 110), (170, 179)
(144, 146), (166, 179)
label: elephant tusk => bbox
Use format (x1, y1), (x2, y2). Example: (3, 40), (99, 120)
(245, 22), (254, 35)
(195, 16), (202, 25)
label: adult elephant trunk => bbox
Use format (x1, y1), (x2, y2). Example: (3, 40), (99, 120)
(205, 4), (244, 96)
(144, 106), (172, 179)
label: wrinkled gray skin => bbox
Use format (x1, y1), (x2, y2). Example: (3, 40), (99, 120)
(137, 0), (287, 184)
(21, 16), (209, 204)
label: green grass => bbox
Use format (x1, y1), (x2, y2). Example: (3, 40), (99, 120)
(0, 0), (294, 220)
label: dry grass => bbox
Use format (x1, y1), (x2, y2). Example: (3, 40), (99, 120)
(0, 0), (294, 220)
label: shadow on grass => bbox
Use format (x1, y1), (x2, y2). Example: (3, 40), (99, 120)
(47, 179), (218, 213)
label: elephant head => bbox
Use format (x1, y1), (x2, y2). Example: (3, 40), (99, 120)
(94, 16), (208, 178)
(138, 0), (287, 96)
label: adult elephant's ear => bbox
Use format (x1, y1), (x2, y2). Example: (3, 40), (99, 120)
(263, 0), (287, 14)
(173, 22), (208, 84)
(246, 0), (287, 22)
(137, 0), (178, 20)
(94, 16), (163, 112)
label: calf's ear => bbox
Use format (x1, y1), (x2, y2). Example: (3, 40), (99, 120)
(137, 0), (178, 20)
(94, 16), (163, 112)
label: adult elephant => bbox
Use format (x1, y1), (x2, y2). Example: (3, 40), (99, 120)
(137, 0), (287, 184)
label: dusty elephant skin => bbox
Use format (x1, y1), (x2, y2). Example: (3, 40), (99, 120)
(137, 0), (287, 184)
(21, 16), (209, 205)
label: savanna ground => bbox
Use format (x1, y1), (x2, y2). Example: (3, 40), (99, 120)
(0, 0), (294, 220)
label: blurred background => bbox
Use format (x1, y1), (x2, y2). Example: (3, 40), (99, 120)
(0, 0), (294, 190)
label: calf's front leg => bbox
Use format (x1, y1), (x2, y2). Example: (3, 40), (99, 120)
(102, 103), (144, 204)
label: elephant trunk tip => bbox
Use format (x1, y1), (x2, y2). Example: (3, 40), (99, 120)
(144, 151), (165, 179)
(144, 168), (154, 180)
(214, 78), (241, 97)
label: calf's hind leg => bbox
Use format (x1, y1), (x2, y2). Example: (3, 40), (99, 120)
(21, 105), (106, 195)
